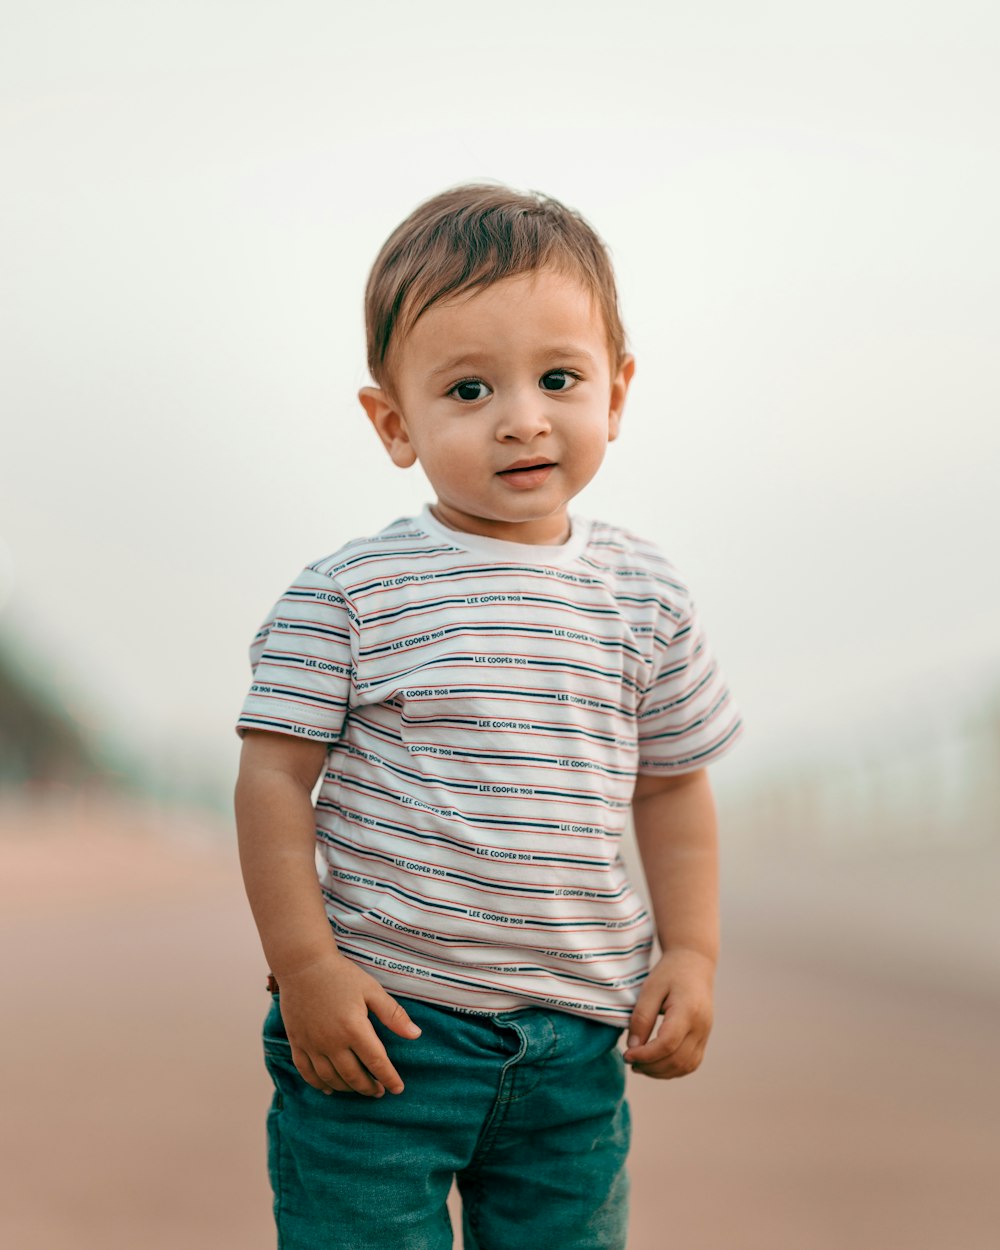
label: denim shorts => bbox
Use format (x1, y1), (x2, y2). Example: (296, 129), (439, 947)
(262, 992), (630, 1249)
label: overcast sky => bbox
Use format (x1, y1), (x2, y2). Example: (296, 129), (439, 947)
(2, 1), (998, 791)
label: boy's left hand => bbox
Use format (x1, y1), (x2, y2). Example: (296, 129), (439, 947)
(623, 948), (715, 1079)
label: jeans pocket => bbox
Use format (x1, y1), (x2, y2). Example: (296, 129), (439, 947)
(262, 995), (294, 1063)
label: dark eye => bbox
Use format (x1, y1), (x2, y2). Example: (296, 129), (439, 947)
(539, 370), (577, 392)
(450, 379), (490, 402)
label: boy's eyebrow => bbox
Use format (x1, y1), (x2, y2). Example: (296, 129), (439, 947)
(540, 344), (602, 365)
(426, 354), (484, 380)
(426, 344), (602, 380)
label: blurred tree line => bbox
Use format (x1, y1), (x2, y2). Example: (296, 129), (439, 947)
(0, 630), (109, 788)
(0, 628), (225, 813)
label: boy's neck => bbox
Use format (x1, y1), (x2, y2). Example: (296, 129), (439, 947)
(428, 503), (571, 546)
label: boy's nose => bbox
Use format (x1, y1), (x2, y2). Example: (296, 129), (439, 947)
(494, 392), (553, 441)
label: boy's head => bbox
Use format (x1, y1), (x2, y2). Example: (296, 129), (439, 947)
(365, 184), (628, 393)
(359, 184), (635, 546)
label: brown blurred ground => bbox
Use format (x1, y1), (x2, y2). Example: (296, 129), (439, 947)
(1, 796), (998, 1250)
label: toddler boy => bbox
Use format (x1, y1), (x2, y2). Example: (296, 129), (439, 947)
(235, 184), (742, 1250)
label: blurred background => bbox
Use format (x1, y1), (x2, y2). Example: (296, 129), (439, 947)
(2, 2), (997, 1247)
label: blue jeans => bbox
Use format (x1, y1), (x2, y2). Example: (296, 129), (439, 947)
(263, 993), (630, 1249)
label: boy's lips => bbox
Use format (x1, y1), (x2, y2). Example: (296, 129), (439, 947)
(499, 455), (553, 469)
(496, 460), (556, 489)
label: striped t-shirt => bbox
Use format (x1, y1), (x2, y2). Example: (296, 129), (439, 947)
(237, 504), (742, 1025)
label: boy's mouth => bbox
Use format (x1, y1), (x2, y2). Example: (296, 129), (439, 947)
(496, 460), (557, 488)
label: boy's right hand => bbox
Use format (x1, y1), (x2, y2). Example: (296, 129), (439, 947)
(274, 953), (421, 1097)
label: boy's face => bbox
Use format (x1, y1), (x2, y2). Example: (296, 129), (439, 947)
(360, 268), (634, 545)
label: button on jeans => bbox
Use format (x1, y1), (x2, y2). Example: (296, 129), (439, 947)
(263, 993), (630, 1249)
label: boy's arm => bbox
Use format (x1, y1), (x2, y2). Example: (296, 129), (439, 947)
(623, 767), (719, 1079)
(234, 729), (420, 1097)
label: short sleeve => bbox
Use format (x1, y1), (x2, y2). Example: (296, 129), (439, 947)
(236, 566), (355, 744)
(636, 597), (743, 773)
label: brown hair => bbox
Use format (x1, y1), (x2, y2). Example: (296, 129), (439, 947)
(364, 184), (627, 390)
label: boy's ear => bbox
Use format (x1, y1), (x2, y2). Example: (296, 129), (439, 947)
(358, 386), (418, 468)
(607, 354), (635, 443)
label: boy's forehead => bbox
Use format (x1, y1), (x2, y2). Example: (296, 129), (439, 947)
(402, 269), (607, 354)
(432, 266), (596, 312)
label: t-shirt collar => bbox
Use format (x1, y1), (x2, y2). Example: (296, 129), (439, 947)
(419, 503), (590, 567)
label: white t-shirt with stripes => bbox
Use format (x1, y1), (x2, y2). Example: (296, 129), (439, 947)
(237, 504), (742, 1024)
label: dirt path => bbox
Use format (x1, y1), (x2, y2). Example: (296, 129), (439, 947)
(2, 803), (997, 1249)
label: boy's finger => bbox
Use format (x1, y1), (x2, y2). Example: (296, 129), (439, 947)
(626, 1034), (680, 1064)
(333, 1050), (387, 1098)
(627, 1007), (688, 1061)
(293, 1048), (341, 1094)
(647, 1007), (691, 1057)
(368, 986), (422, 1039)
(355, 1036), (407, 1095)
(294, 1056), (324, 1091)
(634, 1034), (704, 1079)
(625, 987), (666, 1052)
(309, 1052), (353, 1094)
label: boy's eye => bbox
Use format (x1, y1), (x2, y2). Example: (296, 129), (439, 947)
(539, 370), (578, 392)
(450, 379), (491, 402)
